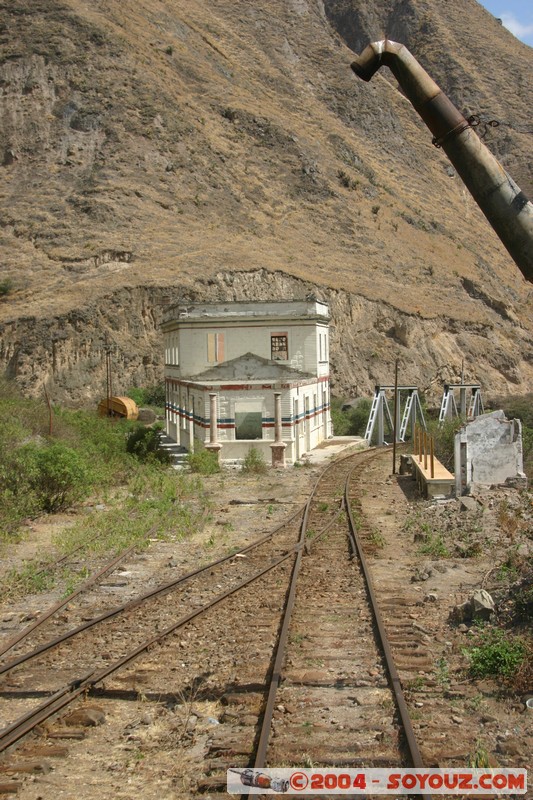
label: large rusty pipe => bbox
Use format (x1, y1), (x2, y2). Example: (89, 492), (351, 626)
(351, 40), (533, 283)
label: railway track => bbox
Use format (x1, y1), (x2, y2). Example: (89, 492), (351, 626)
(0, 504), (305, 674)
(0, 502), (209, 659)
(201, 451), (433, 798)
(0, 448), (436, 798)
(0, 507), (308, 733)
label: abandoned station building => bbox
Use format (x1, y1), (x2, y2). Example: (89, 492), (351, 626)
(163, 300), (332, 465)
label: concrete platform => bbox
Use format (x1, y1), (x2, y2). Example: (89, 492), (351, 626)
(302, 437), (368, 465)
(411, 453), (455, 499)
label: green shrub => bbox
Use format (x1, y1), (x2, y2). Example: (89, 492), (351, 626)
(417, 531), (449, 558)
(513, 584), (533, 623)
(467, 744), (491, 769)
(0, 278), (13, 297)
(126, 387), (146, 406)
(428, 416), (465, 471)
(0, 378), (51, 442)
(0, 477), (39, 537)
(57, 408), (139, 481)
(186, 443), (220, 474)
(4, 446), (38, 495)
(521, 424), (533, 483)
(24, 442), (91, 512)
(330, 397), (351, 436)
(125, 425), (170, 464)
(490, 392), (533, 428)
(126, 383), (166, 409)
(145, 383), (166, 407)
(242, 446), (267, 474)
(0, 382), (185, 541)
(367, 528), (386, 549)
(330, 397), (372, 437)
(465, 627), (526, 680)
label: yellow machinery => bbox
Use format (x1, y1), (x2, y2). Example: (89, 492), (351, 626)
(98, 396), (139, 420)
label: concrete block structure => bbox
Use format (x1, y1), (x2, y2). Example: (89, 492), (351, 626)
(454, 410), (526, 493)
(162, 300), (332, 465)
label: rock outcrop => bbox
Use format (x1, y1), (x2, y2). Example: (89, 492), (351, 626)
(2, 270), (531, 404)
(0, 0), (532, 402)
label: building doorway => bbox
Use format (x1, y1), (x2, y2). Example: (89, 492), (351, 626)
(235, 399), (263, 440)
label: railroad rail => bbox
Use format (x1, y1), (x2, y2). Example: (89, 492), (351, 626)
(230, 453), (432, 800)
(0, 506), (305, 674)
(0, 506), (203, 658)
(0, 457), (349, 754)
(0, 448), (433, 800)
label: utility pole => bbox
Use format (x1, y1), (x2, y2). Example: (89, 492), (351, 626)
(43, 383), (53, 437)
(392, 360), (399, 474)
(104, 338), (113, 416)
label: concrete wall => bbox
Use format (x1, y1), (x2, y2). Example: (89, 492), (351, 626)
(162, 300), (330, 378)
(455, 410), (525, 489)
(164, 319), (328, 377)
(165, 379), (332, 464)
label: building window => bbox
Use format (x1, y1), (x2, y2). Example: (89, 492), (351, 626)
(318, 332), (328, 363)
(207, 332), (225, 364)
(271, 333), (288, 361)
(166, 335), (179, 365)
(171, 334), (179, 365)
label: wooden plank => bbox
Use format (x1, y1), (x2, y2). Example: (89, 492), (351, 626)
(411, 455), (454, 481)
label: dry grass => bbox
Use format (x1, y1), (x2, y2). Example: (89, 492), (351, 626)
(1, 0), (531, 324)
(1, 0), (532, 403)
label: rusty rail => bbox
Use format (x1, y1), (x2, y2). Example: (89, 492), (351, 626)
(0, 449), (371, 758)
(345, 465), (433, 800)
(252, 451), (376, 769)
(252, 476), (317, 768)
(0, 506), (306, 676)
(250, 451), (432, 800)
(0, 507), (190, 658)
(0, 550), (297, 753)
(0, 545), (138, 660)
(0, 476), (342, 751)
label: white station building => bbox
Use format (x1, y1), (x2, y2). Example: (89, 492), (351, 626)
(162, 299), (332, 466)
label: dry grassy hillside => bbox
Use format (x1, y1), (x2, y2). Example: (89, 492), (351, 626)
(0, 0), (532, 402)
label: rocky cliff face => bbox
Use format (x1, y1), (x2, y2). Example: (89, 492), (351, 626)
(2, 270), (531, 406)
(0, 0), (532, 404)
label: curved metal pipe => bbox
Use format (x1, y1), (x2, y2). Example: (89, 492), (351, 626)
(351, 40), (533, 283)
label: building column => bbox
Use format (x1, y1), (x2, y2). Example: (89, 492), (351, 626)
(454, 431), (462, 498)
(165, 380), (170, 437)
(270, 391), (286, 467)
(173, 383), (180, 446)
(177, 386), (183, 445)
(205, 392), (222, 461)
(188, 390), (194, 453)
